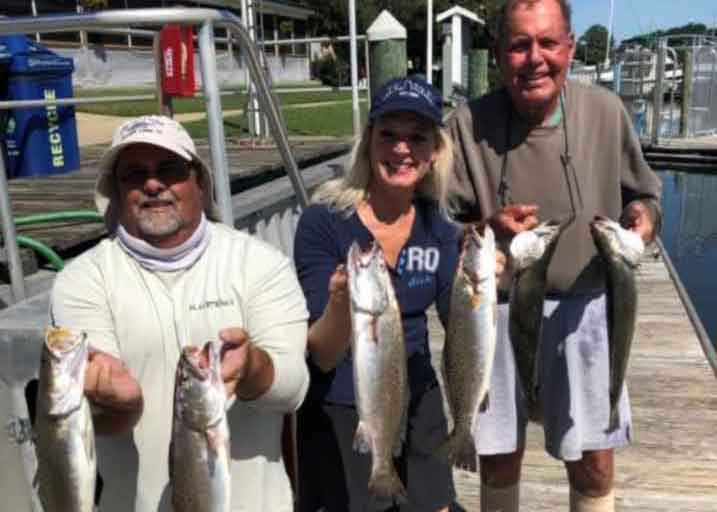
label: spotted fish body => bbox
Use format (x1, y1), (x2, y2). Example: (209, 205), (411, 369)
(509, 218), (571, 421)
(170, 341), (231, 512)
(590, 216), (644, 432)
(346, 241), (408, 502)
(439, 224), (498, 472)
(35, 326), (96, 512)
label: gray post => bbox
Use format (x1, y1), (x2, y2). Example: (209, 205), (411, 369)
(651, 40), (667, 145)
(198, 21), (233, 226)
(348, 0), (361, 137)
(680, 49), (694, 138)
(153, 33), (172, 117)
(0, 146), (27, 304)
(367, 11), (407, 98)
(612, 62), (622, 95)
(467, 49), (488, 99)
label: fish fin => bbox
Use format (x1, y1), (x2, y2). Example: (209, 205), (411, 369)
(353, 421), (372, 454)
(605, 404), (620, 434)
(435, 429), (478, 472)
(479, 393), (490, 413)
(368, 464), (408, 502)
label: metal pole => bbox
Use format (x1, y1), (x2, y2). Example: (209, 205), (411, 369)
(605, 0), (615, 67)
(226, 23), (309, 207)
(30, 0), (40, 42)
(680, 49), (694, 138)
(0, 146), (27, 304)
(365, 38), (371, 109)
(198, 21), (233, 226)
(651, 39), (666, 145)
(348, 0), (360, 137)
(426, 0), (433, 83)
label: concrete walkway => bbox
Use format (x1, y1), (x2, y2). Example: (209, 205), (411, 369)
(76, 99), (365, 147)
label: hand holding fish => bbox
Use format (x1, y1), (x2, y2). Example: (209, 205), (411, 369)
(84, 349), (143, 435)
(620, 200), (655, 243)
(218, 327), (274, 401)
(488, 204), (540, 241)
(306, 264), (354, 372)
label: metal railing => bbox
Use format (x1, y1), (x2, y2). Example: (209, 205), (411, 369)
(614, 35), (717, 143)
(0, 7), (311, 306)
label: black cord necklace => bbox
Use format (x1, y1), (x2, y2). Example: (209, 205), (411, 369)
(497, 87), (584, 216)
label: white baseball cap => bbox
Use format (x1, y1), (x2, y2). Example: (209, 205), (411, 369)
(95, 115), (221, 231)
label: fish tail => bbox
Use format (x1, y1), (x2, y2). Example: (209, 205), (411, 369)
(436, 429), (477, 472)
(352, 421), (372, 454)
(368, 463), (408, 502)
(605, 404), (620, 433)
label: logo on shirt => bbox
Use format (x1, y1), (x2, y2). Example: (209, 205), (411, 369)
(188, 298), (236, 311)
(397, 247), (440, 288)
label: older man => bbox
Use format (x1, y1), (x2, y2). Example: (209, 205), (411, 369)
(447, 1), (661, 511)
(50, 115), (309, 511)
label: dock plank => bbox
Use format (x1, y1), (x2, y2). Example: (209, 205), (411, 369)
(429, 249), (717, 511)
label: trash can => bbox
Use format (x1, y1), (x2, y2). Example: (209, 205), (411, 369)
(0, 39), (12, 171)
(0, 35), (79, 179)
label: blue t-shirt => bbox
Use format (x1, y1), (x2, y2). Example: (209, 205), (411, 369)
(293, 199), (460, 406)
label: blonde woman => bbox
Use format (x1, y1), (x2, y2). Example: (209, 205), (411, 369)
(294, 76), (457, 512)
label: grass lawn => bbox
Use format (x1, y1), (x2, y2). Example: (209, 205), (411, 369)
(182, 102), (369, 139)
(74, 85), (368, 117)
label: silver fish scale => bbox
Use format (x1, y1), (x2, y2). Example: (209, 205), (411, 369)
(35, 328), (96, 512)
(171, 342), (231, 512)
(347, 241), (408, 500)
(440, 226), (497, 471)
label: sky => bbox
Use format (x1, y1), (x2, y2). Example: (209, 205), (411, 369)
(571, 0), (717, 43)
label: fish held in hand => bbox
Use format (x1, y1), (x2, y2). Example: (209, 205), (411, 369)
(509, 218), (571, 422)
(590, 216), (644, 432)
(170, 341), (231, 512)
(347, 241), (408, 502)
(35, 326), (96, 512)
(439, 224), (498, 472)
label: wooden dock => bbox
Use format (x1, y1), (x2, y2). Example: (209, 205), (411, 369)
(643, 135), (717, 171)
(428, 247), (717, 511)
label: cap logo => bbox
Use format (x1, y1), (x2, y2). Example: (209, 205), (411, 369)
(380, 79), (437, 106)
(116, 116), (188, 145)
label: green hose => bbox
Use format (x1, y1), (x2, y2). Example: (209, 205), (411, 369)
(8, 210), (104, 272)
(15, 210), (104, 226)
(16, 235), (65, 271)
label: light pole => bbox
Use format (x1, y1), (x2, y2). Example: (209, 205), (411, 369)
(426, 0), (433, 83)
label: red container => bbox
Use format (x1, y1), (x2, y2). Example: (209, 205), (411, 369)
(160, 25), (196, 97)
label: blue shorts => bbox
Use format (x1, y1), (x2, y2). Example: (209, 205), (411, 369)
(473, 292), (632, 461)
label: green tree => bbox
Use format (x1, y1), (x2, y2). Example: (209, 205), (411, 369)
(577, 24), (611, 66)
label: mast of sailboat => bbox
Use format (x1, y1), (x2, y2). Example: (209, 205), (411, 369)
(605, 0), (615, 67)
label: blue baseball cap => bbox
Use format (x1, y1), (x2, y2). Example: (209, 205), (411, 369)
(369, 75), (444, 126)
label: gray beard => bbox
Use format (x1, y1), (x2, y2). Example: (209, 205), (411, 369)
(136, 208), (185, 238)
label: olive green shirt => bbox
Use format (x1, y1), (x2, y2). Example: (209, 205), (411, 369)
(447, 80), (662, 293)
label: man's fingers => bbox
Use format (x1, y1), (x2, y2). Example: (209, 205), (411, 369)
(219, 327), (249, 346)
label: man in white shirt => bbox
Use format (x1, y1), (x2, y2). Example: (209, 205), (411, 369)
(51, 115), (309, 511)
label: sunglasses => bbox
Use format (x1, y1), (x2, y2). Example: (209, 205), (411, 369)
(117, 159), (193, 187)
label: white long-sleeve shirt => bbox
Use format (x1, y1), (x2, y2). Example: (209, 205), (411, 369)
(51, 221), (309, 512)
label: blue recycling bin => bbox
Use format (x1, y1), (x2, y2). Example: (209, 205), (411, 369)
(0, 35), (79, 179)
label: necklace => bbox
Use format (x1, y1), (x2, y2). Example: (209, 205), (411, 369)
(497, 86), (584, 216)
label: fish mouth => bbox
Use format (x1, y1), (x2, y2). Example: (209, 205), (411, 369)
(180, 344), (213, 381)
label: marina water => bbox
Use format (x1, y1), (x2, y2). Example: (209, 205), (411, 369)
(658, 169), (717, 345)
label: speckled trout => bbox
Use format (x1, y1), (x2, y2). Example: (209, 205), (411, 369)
(347, 240), (408, 502)
(590, 216), (644, 432)
(170, 341), (231, 512)
(439, 224), (497, 472)
(509, 218), (571, 421)
(35, 326), (96, 512)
